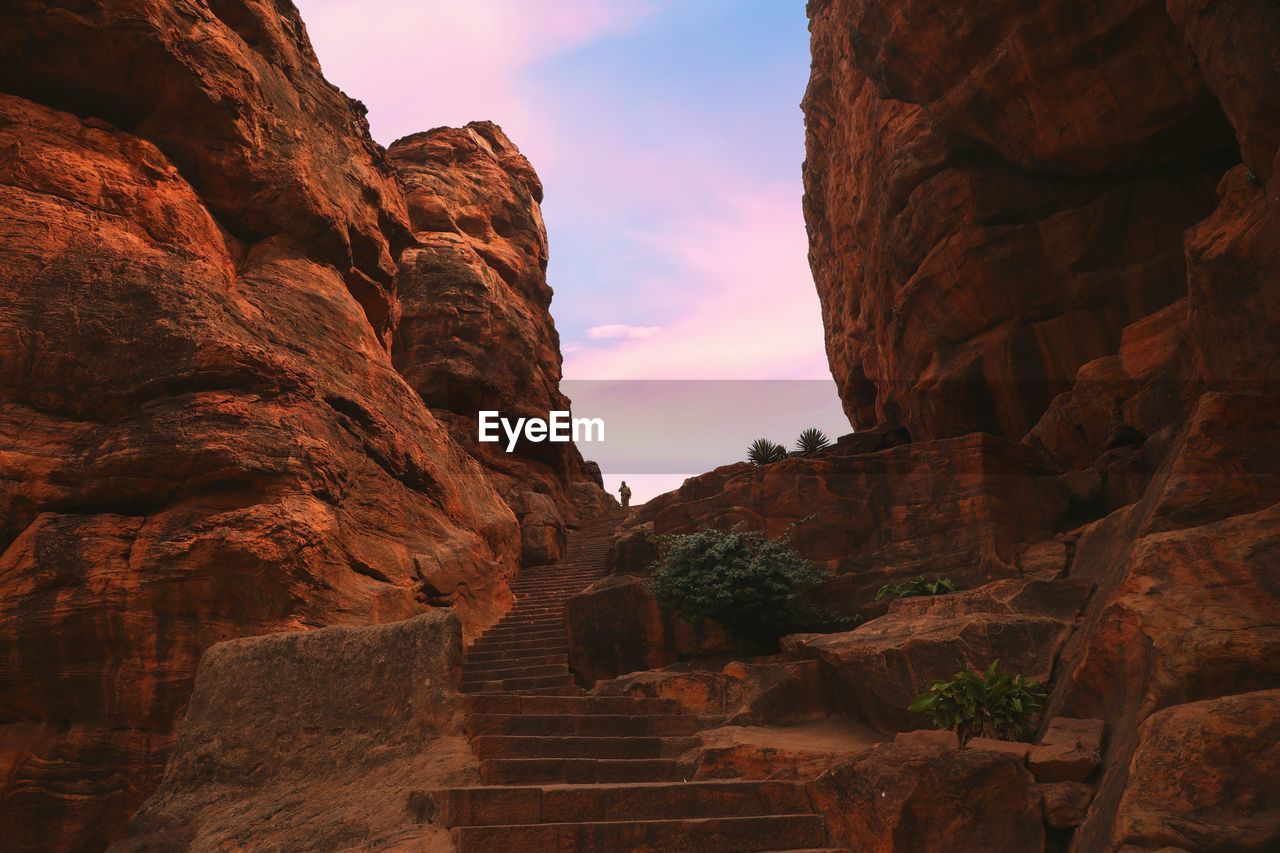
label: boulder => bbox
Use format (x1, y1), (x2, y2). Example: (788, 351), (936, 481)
(1042, 717), (1107, 754)
(1028, 742), (1102, 783)
(967, 739), (1033, 762)
(113, 612), (477, 851)
(809, 743), (1044, 852)
(791, 579), (1091, 733)
(1040, 781), (1094, 829)
(1111, 689), (1280, 851)
(591, 659), (829, 726)
(565, 576), (731, 686)
(893, 730), (959, 752)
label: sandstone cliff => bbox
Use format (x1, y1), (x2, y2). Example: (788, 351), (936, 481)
(0, 2), (596, 848)
(389, 123), (615, 567)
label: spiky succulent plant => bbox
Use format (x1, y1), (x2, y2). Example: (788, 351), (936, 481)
(746, 437), (787, 465)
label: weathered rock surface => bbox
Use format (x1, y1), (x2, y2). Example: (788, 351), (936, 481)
(800, 0), (1280, 846)
(1038, 394), (1280, 849)
(114, 612), (475, 852)
(809, 743), (1045, 852)
(610, 435), (1069, 617)
(1110, 689), (1280, 852)
(0, 3), (594, 846)
(590, 659), (828, 726)
(788, 578), (1091, 734)
(566, 575), (731, 685)
(803, 0), (1239, 442)
(389, 123), (613, 566)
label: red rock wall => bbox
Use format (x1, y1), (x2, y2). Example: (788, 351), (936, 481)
(0, 2), (530, 848)
(804, 0), (1280, 848)
(803, 0), (1242, 441)
(389, 123), (614, 566)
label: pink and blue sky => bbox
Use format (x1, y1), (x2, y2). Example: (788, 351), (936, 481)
(297, 0), (848, 500)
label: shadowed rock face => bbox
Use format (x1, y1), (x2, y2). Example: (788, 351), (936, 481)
(389, 123), (614, 566)
(0, 2), (548, 847)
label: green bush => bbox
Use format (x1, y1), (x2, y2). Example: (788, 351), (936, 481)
(907, 661), (1046, 742)
(746, 437), (787, 465)
(794, 427), (831, 454)
(875, 575), (958, 601)
(650, 528), (827, 650)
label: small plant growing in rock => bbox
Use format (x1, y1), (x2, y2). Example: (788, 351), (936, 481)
(650, 528), (827, 650)
(875, 576), (958, 601)
(746, 437), (787, 465)
(908, 660), (1046, 742)
(794, 427), (831, 454)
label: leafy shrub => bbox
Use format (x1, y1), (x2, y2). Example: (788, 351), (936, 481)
(875, 575), (958, 601)
(746, 437), (787, 465)
(794, 427), (831, 454)
(908, 661), (1046, 742)
(650, 528), (827, 650)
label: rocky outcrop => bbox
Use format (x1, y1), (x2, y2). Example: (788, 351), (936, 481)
(788, 579), (1091, 734)
(809, 743), (1045, 852)
(803, 0), (1240, 441)
(609, 434), (1069, 617)
(590, 659), (829, 727)
(114, 612), (475, 852)
(566, 575), (731, 685)
(1111, 689), (1280, 851)
(388, 123), (613, 566)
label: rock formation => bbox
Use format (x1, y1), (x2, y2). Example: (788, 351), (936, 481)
(0, 2), (597, 848)
(388, 123), (614, 567)
(114, 612), (474, 851)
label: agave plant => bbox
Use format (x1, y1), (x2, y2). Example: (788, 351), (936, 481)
(746, 437), (787, 465)
(794, 427), (831, 454)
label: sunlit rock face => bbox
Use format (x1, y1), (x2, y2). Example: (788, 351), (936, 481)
(0, 2), (525, 847)
(388, 123), (615, 567)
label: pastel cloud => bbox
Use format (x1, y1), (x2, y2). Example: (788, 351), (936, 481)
(297, 0), (834, 389)
(587, 325), (662, 340)
(562, 180), (832, 380)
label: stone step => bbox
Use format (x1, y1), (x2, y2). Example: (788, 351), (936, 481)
(472, 735), (700, 760)
(466, 713), (700, 737)
(435, 780), (811, 827)
(476, 622), (565, 635)
(464, 694), (682, 716)
(513, 684), (585, 696)
(460, 674), (577, 694)
(479, 757), (690, 785)
(461, 662), (567, 683)
(465, 646), (569, 664)
(463, 652), (568, 671)
(467, 636), (569, 654)
(453, 814), (827, 852)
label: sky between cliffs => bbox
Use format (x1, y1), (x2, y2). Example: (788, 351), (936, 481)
(297, 0), (828, 382)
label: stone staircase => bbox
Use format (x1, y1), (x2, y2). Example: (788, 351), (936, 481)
(436, 514), (844, 852)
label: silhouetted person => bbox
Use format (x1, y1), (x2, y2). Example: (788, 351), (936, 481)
(619, 481), (631, 509)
